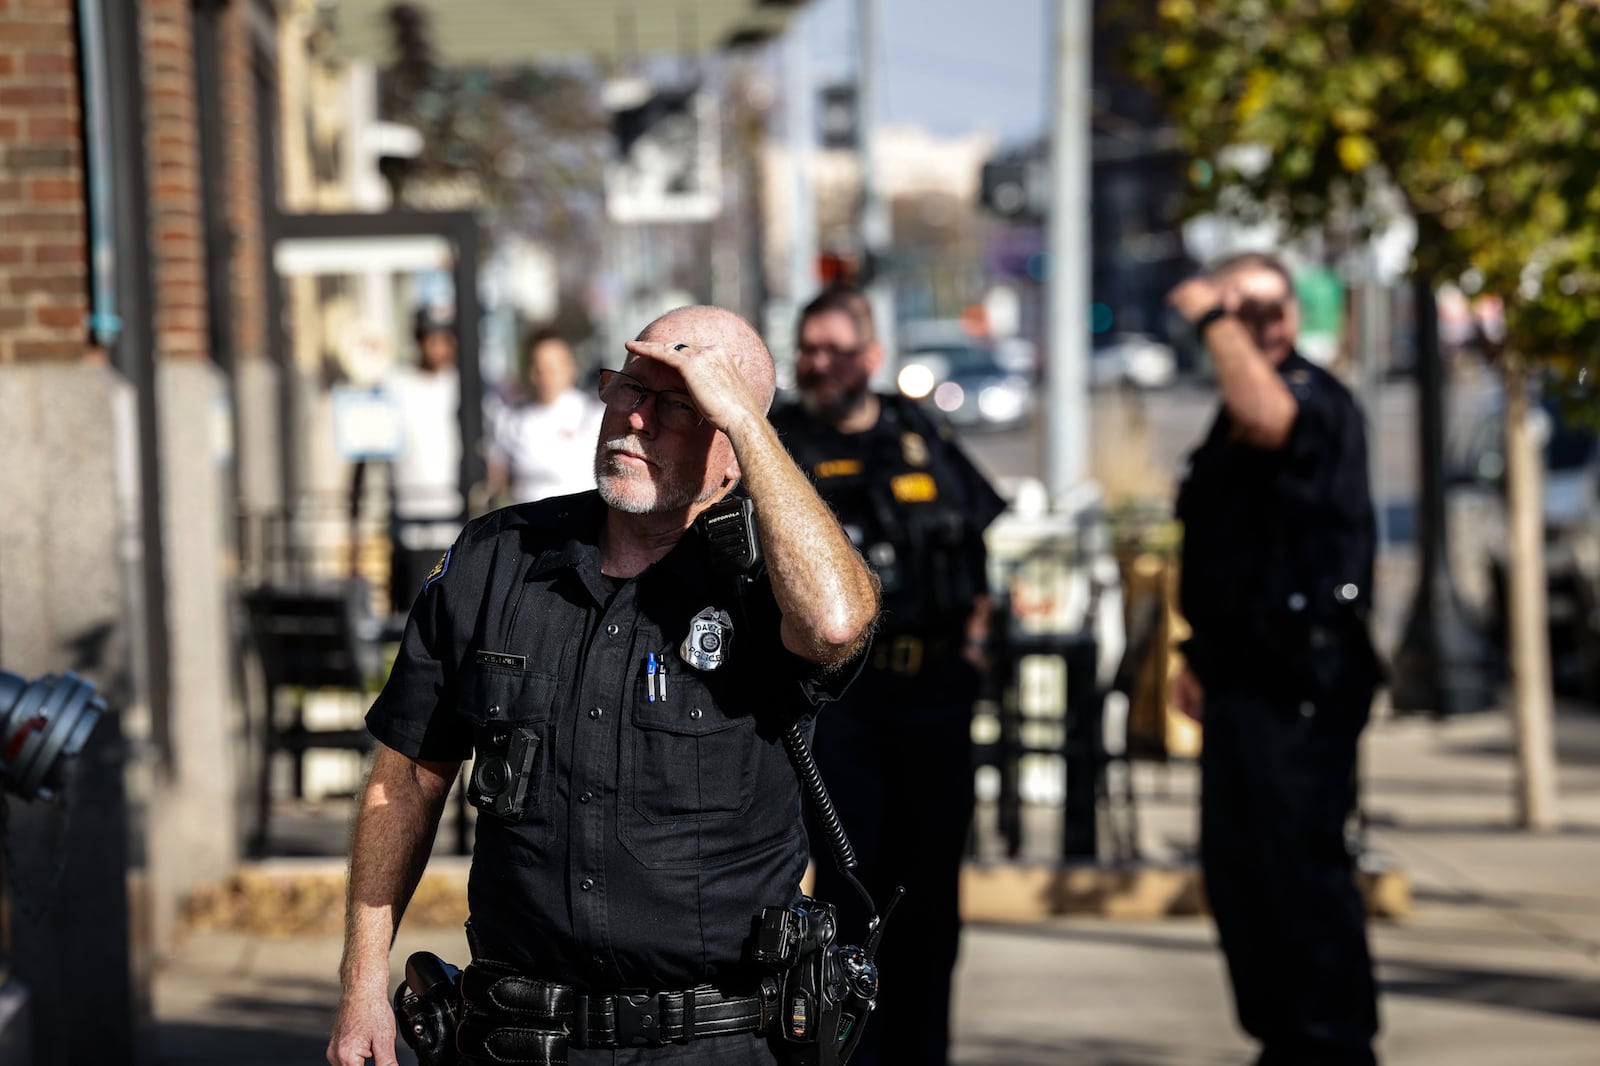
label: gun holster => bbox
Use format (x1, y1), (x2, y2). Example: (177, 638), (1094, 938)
(393, 951), (464, 1066)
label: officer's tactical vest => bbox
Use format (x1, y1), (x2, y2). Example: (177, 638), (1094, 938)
(775, 396), (985, 637)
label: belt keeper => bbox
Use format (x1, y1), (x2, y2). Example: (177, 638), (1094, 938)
(574, 992), (589, 1047)
(681, 988), (696, 1044)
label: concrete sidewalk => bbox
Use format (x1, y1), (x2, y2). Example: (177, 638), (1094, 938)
(151, 704), (1600, 1065)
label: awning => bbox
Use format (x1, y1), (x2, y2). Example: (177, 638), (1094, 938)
(326, 0), (806, 65)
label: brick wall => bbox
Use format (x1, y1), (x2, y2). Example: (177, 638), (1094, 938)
(0, 0), (88, 363)
(142, 0), (209, 362)
(221, 0), (266, 363)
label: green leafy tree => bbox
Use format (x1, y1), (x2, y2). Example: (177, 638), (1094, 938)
(1123, 0), (1600, 827)
(378, 3), (609, 253)
(1125, 0), (1598, 389)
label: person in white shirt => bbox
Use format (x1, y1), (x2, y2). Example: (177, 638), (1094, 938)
(486, 327), (604, 504)
(385, 307), (464, 611)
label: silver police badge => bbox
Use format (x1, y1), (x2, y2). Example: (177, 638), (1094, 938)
(680, 606), (734, 671)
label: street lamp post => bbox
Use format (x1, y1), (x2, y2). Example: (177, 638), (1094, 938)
(1390, 274), (1498, 716)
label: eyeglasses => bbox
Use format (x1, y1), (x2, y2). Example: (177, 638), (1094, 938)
(1236, 299), (1288, 325)
(796, 341), (865, 360)
(597, 369), (706, 432)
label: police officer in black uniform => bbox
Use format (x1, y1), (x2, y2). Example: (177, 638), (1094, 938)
(1169, 253), (1383, 1066)
(769, 287), (1005, 1066)
(327, 306), (880, 1066)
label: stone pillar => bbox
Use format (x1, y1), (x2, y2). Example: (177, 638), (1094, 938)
(144, 360), (240, 955)
(0, 364), (136, 1066)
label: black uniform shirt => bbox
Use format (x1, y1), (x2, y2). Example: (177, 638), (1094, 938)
(366, 492), (855, 990)
(770, 394), (1005, 639)
(1176, 351), (1378, 694)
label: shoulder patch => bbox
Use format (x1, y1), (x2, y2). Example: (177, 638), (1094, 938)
(814, 458), (863, 479)
(890, 471), (939, 503)
(421, 545), (452, 593)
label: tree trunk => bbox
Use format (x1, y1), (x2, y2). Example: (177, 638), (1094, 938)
(1503, 366), (1559, 829)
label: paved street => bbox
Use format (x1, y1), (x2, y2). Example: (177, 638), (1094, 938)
(154, 704), (1600, 1065)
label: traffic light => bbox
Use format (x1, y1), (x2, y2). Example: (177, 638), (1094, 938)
(980, 151), (1046, 222)
(819, 84), (858, 150)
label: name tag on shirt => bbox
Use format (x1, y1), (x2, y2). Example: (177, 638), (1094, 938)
(476, 650), (526, 670)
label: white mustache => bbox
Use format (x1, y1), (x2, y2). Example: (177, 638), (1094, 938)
(601, 437), (658, 465)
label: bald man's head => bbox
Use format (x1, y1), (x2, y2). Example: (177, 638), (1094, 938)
(637, 305), (778, 413)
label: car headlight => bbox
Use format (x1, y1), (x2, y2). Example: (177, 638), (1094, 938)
(897, 363), (936, 399)
(978, 382), (1026, 421)
(934, 381), (965, 412)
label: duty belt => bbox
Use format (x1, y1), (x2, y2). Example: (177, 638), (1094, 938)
(457, 961), (772, 1062)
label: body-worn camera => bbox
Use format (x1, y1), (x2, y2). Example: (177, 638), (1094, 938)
(467, 725), (539, 820)
(755, 896), (879, 1066)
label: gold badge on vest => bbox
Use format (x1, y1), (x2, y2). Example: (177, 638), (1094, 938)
(901, 432), (930, 467)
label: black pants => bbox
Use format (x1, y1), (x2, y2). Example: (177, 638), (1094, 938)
(1200, 686), (1379, 1066)
(807, 659), (979, 1066)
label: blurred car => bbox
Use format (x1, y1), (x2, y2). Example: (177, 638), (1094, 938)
(1091, 332), (1179, 390)
(1450, 391), (1600, 700)
(896, 339), (1034, 431)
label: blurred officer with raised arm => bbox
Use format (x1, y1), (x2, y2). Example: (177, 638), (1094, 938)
(1169, 252), (1383, 1066)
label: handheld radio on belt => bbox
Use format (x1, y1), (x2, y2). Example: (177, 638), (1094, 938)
(754, 720), (904, 1065)
(391, 494), (900, 1065)
(705, 493), (904, 1066)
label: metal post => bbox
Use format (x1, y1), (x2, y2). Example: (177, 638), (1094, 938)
(1046, 0), (1091, 504)
(1061, 634), (1101, 860)
(784, 14), (817, 307)
(1391, 274), (1497, 715)
(855, 0), (896, 374)
(102, 0), (173, 768)
(1503, 367), (1559, 828)
(452, 220), (483, 510)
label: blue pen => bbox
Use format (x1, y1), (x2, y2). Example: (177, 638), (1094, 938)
(646, 651), (658, 702)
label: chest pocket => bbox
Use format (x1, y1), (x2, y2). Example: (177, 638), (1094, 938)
(457, 663), (556, 830)
(626, 670), (758, 825)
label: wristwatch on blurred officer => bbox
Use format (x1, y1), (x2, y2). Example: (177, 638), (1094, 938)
(1194, 304), (1231, 345)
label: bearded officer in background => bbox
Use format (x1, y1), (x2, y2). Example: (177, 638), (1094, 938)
(769, 286), (1005, 1066)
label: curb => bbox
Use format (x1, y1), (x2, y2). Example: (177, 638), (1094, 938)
(179, 857), (1410, 936)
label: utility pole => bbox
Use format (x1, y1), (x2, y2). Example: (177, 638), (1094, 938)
(856, 0), (896, 374)
(1046, 0), (1091, 502)
(1391, 275), (1498, 717)
(1504, 365), (1560, 829)
(784, 12), (817, 316)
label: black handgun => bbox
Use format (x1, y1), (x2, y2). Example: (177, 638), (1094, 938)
(392, 951), (463, 1066)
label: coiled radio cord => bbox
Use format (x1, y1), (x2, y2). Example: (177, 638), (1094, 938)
(783, 720), (904, 955)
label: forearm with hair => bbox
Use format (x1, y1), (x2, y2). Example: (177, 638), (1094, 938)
(338, 745), (457, 995)
(725, 412), (880, 664)
(1205, 317), (1297, 448)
